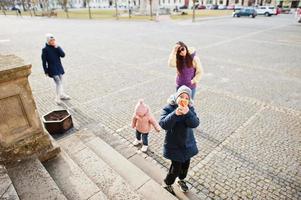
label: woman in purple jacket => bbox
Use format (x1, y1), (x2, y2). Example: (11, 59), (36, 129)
(168, 41), (203, 99)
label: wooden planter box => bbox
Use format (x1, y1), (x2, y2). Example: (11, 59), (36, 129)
(43, 110), (73, 135)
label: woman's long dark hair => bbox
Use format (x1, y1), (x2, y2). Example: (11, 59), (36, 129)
(176, 41), (193, 74)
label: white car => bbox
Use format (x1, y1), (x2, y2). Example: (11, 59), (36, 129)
(256, 6), (276, 16)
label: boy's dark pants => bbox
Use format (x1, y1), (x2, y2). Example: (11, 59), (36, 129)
(164, 159), (191, 185)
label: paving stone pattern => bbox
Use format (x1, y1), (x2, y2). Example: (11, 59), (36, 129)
(1, 15), (300, 199)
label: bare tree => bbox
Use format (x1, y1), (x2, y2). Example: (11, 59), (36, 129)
(61, 0), (69, 18)
(20, 0), (26, 11)
(192, 0), (196, 22)
(149, 0), (153, 20)
(87, 0), (92, 19)
(115, 0), (119, 19)
(0, 0), (7, 16)
(82, 0), (92, 19)
(26, 0), (33, 16)
(31, 0), (38, 16)
(128, 0), (131, 18)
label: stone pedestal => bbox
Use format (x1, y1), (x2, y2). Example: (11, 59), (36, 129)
(0, 55), (60, 165)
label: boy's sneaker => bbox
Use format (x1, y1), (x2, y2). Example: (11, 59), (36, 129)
(60, 94), (71, 100)
(55, 97), (62, 105)
(177, 180), (189, 192)
(133, 139), (141, 146)
(163, 184), (176, 196)
(141, 145), (148, 152)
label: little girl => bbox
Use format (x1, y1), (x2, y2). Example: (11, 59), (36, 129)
(132, 99), (160, 152)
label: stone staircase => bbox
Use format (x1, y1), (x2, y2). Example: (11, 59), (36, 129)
(1, 130), (177, 200)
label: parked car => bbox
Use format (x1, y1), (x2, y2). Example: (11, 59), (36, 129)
(198, 4), (206, 9)
(256, 6), (276, 16)
(280, 6), (291, 14)
(207, 4), (218, 9)
(233, 8), (257, 18)
(191, 4), (199, 9)
(11, 5), (19, 10)
(179, 5), (188, 9)
(218, 5), (227, 10)
(191, 4), (205, 9)
(227, 5), (235, 10)
(234, 5), (243, 10)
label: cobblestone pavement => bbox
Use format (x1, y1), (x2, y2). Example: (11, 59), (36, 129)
(1, 14), (301, 199)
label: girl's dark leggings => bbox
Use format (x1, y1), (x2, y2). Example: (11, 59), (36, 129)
(164, 159), (191, 185)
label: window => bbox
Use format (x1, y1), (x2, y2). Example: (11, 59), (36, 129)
(235, 0), (239, 3)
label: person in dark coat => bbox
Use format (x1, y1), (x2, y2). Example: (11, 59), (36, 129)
(159, 85), (200, 196)
(41, 33), (70, 105)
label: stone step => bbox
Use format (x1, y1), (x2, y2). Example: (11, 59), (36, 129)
(91, 126), (203, 200)
(7, 158), (67, 200)
(58, 135), (142, 200)
(0, 165), (19, 200)
(43, 150), (107, 200)
(128, 154), (202, 200)
(107, 139), (201, 200)
(75, 131), (177, 200)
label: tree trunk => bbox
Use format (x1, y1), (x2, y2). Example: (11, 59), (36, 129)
(65, 6), (69, 18)
(88, 1), (92, 19)
(149, 0), (152, 20)
(192, 0), (196, 22)
(115, 0), (119, 19)
(1, 3), (7, 16)
(21, 0), (27, 11)
(27, 0), (32, 17)
(128, 0), (131, 18)
(63, 0), (69, 18)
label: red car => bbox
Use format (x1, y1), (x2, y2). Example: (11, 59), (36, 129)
(296, 8), (301, 23)
(198, 4), (206, 9)
(227, 5), (235, 10)
(276, 7), (281, 15)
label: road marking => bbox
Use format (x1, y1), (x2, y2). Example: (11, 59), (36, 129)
(0, 39), (10, 43)
(204, 72), (214, 77)
(221, 77), (230, 83)
(200, 24), (290, 50)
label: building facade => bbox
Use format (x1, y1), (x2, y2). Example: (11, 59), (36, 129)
(46, 0), (299, 10)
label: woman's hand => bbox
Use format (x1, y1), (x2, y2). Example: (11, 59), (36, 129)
(173, 44), (181, 52)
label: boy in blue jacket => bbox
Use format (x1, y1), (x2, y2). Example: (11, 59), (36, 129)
(42, 33), (70, 105)
(159, 85), (200, 196)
